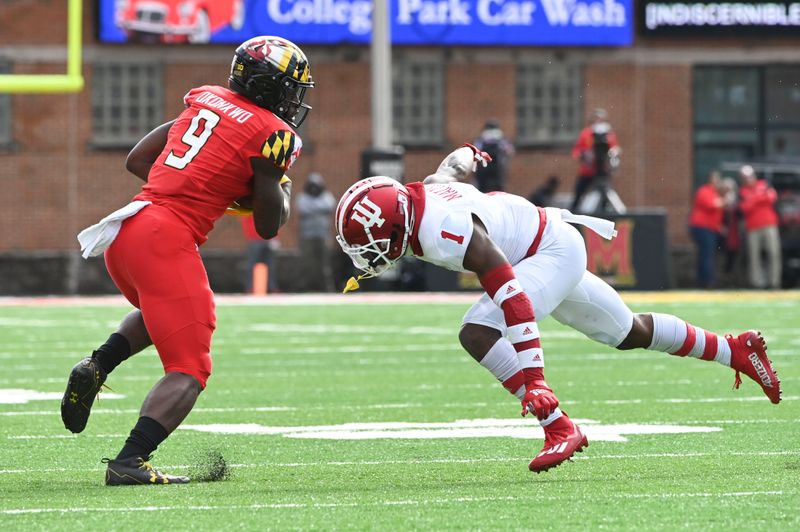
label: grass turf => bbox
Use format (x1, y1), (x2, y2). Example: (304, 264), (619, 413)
(0, 293), (797, 530)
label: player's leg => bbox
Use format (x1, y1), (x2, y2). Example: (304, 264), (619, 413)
(93, 309), (153, 372)
(765, 226), (782, 289)
(460, 220), (589, 471)
(61, 309), (153, 433)
(106, 322), (209, 486)
(102, 208), (215, 485)
(461, 223), (585, 409)
(747, 229), (765, 288)
(551, 270), (781, 403)
(61, 243), (156, 434)
(571, 175), (592, 212)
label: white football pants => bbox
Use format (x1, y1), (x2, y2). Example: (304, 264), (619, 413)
(462, 215), (635, 347)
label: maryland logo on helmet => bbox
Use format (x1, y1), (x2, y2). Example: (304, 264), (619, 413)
(242, 36), (312, 84)
(229, 36), (314, 128)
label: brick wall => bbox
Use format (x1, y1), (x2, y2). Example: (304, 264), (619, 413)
(1, 1), (796, 293)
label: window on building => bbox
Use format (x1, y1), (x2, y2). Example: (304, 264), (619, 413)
(693, 65), (800, 186)
(0, 62), (11, 146)
(392, 58), (444, 147)
(764, 66), (800, 160)
(516, 63), (583, 146)
(91, 61), (163, 148)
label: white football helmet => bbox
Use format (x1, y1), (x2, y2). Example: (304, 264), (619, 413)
(335, 176), (414, 278)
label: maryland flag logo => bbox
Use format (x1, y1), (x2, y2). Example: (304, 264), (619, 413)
(262, 130), (301, 171)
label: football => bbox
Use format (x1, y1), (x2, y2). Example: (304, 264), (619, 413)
(226, 195), (253, 216)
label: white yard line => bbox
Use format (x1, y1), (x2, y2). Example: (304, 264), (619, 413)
(2, 393), (796, 417)
(2, 450), (799, 475)
(1, 491), (792, 515)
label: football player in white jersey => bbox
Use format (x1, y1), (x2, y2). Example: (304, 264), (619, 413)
(335, 144), (782, 473)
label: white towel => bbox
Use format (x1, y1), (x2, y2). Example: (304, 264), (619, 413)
(77, 201), (151, 259)
(546, 207), (618, 240)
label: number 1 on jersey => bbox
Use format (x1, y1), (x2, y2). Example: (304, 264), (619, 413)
(164, 108), (221, 170)
(441, 230), (465, 245)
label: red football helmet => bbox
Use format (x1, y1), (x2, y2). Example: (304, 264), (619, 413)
(335, 177), (414, 278)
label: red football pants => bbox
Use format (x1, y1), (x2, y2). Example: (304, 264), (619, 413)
(104, 205), (215, 388)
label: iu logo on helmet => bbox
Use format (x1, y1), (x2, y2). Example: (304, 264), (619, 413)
(351, 198), (385, 229)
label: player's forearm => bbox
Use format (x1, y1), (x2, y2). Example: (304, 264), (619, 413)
(252, 183), (286, 239)
(254, 203), (282, 239)
(435, 146), (475, 180)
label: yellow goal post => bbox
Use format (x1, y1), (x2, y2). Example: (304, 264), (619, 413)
(0, 0), (84, 93)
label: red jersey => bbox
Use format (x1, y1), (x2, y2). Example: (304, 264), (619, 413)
(571, 126), (619, 177)
(688, 183), (723, 232)
(135, 85), (302, 243)
(739, 180), (779, 231)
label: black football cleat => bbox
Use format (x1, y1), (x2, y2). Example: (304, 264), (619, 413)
(60, 355), (107, 433)
(104, 456), (190, 486)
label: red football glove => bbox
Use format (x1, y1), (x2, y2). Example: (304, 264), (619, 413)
(462, 142), (492, 170)
(521, 386), (559, 420)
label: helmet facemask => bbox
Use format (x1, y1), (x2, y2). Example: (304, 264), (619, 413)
(241, 74), (312, 128)
(278, 80), (312, 128)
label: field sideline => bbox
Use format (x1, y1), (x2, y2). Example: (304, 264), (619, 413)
(1, 291), (798, 529)
(4, 288), (800, 307)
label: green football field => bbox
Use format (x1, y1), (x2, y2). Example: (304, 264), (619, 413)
(0, 292), (798, 530)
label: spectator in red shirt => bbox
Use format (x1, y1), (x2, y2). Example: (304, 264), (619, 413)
(689, 170), (729, 288)
(570, 108), (621, 213)
(738, 165), (782, 289)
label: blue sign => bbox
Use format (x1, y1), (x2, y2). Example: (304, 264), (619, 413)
(98, 0), (633, 46)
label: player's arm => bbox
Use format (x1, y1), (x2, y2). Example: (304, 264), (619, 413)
(463, 216), (557, 420)
(250, 157), (290, 239)
(423, 143), (492, 185)
(462, 215), (509, 276)
(125, 120), (176, 182)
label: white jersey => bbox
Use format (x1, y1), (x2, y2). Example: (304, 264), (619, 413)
(414, 183), (542, 272)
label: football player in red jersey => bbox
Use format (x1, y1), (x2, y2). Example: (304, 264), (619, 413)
(336, 145), (782, 473)
(61, 36), (313, 485)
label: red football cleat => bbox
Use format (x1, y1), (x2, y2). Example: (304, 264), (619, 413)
(529, 414), (588, 473)
(727, 330), (781, 404)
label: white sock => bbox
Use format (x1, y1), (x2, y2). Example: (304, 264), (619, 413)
(540, 408), (564, 427)
(648, 313), (731, 366)
(480, 338), (526, 399)
(480, 338), (564, 425)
